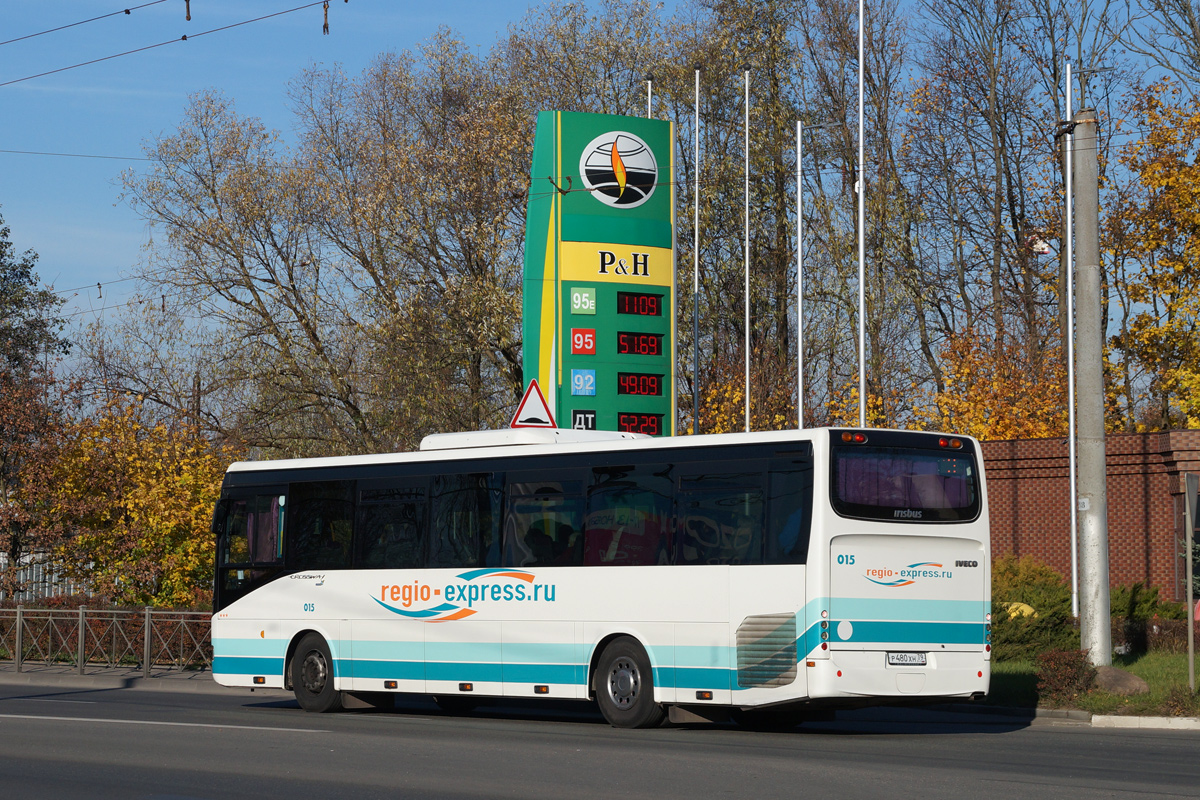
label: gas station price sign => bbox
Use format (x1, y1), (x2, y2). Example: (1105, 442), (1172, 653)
(559, 245), (673, 434)
(522, 111), (675, 436)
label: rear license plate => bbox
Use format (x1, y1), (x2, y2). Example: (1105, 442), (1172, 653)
(887, 652), (927, 666)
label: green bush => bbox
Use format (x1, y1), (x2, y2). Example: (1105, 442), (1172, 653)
(1110, 582), (1184, 621)
(1035, 649), (1097, 707)
(990, 554), (1078, 661)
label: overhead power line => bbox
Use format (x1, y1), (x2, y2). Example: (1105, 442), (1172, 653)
(0, 148), (149, 162)
(0, 1), (336, 89)
(0, 1), (169, 48)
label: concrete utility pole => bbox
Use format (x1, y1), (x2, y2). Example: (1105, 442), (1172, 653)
(1073, 108), (1112, 666)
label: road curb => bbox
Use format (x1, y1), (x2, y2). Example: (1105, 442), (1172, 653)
(1092, 714), (1200, 730)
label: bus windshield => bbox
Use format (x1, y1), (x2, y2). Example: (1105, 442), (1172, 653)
(831, 442), (979, 523)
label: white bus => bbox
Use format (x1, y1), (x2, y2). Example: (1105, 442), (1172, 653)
(211, 427), (991, 728)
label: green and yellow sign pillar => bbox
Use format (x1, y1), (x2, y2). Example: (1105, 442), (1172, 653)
(522, 111), (675, 436)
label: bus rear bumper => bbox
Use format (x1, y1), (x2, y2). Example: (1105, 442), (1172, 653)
(809, 649), (990, 699)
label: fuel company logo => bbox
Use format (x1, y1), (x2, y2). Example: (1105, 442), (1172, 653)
(371, 568), (557, 622)
(579, 131), (657, 208)
(864, 562), (951, 587)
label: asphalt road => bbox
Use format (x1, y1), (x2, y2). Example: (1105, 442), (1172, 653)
(0, 681), (1195, 799)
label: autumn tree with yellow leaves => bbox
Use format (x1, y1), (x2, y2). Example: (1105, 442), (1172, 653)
(1108, 78), (1200, 429)
(27, 398), (235, 608)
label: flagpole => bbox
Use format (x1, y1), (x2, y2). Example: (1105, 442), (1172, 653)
(1065, 60), (1079, 619)
(857, 0), (867, 428)
(693, 66), (701, 435)
(797, 119), (805, 429)
(744, 67), (751, 434)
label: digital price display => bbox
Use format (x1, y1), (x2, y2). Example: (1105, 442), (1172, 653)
(617, 372), (663, 396)
(616, 331), (663, 356)
(617, 412), (664, 436)
(616, 291), (662, 316)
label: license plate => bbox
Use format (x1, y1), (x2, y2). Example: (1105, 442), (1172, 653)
(887, 652), (927, 666)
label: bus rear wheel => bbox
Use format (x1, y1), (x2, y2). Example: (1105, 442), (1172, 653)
(291, 633), (343, 713)
(594, 637), (665, 729)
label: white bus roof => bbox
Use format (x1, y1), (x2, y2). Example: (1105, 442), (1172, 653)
(224, 427), (836, 475)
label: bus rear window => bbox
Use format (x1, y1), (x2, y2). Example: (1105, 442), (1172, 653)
(831, 446), (979, 522)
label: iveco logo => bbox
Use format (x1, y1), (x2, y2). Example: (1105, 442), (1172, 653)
(893, 509), (923, 519)
(955, 560), (979, 568)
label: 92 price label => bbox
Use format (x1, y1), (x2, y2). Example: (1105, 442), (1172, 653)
(571, 369), (596, 396)
(571, 287), (596, 315)
(571, 328), (596, 355)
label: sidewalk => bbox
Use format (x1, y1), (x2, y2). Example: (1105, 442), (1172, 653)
(0, 660), (284, 697)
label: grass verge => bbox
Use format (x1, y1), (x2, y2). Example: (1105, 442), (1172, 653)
(985, 653), (1200, 716)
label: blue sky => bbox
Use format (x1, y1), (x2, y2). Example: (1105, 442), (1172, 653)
(0, 1), (527, 323)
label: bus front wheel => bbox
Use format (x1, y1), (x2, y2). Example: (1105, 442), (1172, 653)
(594, 637), (665, 729)
(291, 632), (343, 713)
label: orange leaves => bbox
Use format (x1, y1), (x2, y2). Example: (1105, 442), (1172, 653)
(1110, 78), (1200, 428)
(914, 331), (1067, 441)
(43, 397), (237, 608)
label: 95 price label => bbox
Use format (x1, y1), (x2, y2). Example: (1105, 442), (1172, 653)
(571, 328), (596, 355)
(571, 287), (596, 315)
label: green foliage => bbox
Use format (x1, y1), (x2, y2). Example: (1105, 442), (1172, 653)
(992, 553), (1073, 613)
(990, 554), (1078, 661)
(1035, 649), (1097, 707)
(1110, 581), (1185, 621)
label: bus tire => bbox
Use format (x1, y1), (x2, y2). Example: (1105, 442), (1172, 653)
(291, 632), (343, 713)
(594, 637), (665, 729)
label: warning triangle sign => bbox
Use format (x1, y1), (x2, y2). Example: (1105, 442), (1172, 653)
(511, 379), (557, 428)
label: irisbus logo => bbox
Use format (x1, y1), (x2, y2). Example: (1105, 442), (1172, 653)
(864, 562), (951, 587)
(371, 568), (557, 623)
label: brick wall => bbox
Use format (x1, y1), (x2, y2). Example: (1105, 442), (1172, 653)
(981, 430), (1200, 602)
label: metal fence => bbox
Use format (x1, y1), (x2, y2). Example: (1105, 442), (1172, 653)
(0, 607), (211, 676)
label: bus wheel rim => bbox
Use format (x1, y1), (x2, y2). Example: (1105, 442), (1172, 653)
(607, 657), (639, 709)
(302, 650), (328, 694)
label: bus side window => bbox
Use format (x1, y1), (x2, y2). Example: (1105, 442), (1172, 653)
(676, 469), (764, 565)
(505, 475), (584, 568)
(220, 499), (251, 565)
(288, 481), (355, 569)
(584, 464), (673, 566)
(357, 483), (426, 569)
(766, 460), (814, 564)
(430, 474), (503, 569)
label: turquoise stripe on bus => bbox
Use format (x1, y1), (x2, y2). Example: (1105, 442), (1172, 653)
(356, 660), (580, 684)
(655, 666), (733, 690)
(352, 640), (424, 661)
(833, 620), (985, 645)
(673, 645), (732, 669)
(503, 642), (576, 663)
(830, 598), (988, 622)
(213, 655), (285, 676)
(501, 662), (578, 684)
(212, 638), (286, 658)
(347, 659), (425, 680)
(426, 642), (503, 662)
(424, 661), (505, 682)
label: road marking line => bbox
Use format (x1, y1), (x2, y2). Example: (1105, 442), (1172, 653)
(11, 698), (97, 704)
(0, 713), (325, 732)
